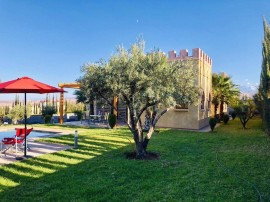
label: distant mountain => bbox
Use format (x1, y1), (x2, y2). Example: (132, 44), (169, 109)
(0, 100), (13, 107)
(239, 84), (258, 98)
(0, 97), (77, 107)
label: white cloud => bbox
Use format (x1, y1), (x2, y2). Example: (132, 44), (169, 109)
(239, 80), (258, 96)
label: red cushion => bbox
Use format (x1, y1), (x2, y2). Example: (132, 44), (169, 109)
(2, 137), (16, 144)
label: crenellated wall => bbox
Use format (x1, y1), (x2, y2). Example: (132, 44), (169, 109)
(168, 48), (212, 66)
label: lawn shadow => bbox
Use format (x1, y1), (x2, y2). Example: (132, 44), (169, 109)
(0, 121), (267, 201)
(0, 128), (133, 198)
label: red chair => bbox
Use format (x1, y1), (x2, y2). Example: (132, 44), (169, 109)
(1, 128), (33, 156)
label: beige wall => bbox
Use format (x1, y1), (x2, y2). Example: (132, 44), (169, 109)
(155, 48), (212, 130)
(156, 105), (210, 130)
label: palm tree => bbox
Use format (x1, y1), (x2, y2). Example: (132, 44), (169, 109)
(212, 73), (240, 118)
(74, 89), (95, 115)
(74, 90), (87, 103)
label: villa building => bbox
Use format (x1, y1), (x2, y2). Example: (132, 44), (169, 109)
(156, 48), (213, 130)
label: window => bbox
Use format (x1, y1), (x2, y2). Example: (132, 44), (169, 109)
(175, 103), (189, 110)
(208, 93), (211, 109)
(201, 91), (205, 110)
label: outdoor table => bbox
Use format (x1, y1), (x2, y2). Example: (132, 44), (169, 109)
(90, 115), (102, 123)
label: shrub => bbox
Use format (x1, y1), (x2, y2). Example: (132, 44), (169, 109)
(108, 113), (117, 129)
(8, 104), (27, 124)
(74, 110), (83, 121)
(223, 114), (230, 124)
(231, 111), (236, 120)
(44, 115), (52, 124)
(209, 117), (217, 131)
(42, 106), (56, 117)
(214, 114), (221, 123)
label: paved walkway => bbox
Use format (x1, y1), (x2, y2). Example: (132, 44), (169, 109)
(64, 120), (109, 128)
(65, 121), (216, 132)
(0, 139), (72, 165)
(0, 127), (74, 166)
(64, 120), (126, 128)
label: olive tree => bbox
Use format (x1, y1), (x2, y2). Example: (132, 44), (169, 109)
(8, 103), (32, 124)
(234, 97), (256, 129)
(80, 40), (199, 158)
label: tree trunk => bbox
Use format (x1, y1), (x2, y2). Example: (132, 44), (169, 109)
(136, 123), (146, 158)
(214, 104), (218, 116)
(239, 116), (249, 129)
(143, 126), (154, 151)
(263, 98), (270, 135)
(136, 141), (146, 158)
(219, 101), (224, 120)
(132, 129), (146, 158)
(127, 103), (147, 158)
(142, 108), (171, 152)
(243, 121), (247, 129)
(90, 103), (94, 115)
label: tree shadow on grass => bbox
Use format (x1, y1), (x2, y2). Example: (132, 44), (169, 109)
(0, 126), (265, 201)
(0, 146), (136, 200)
(0, 128), (132, 197)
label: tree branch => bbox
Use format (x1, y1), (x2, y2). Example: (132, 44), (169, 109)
(97, 91), (116, 110)
(153, 107), (173, 126)
(136, 100), (160, 125)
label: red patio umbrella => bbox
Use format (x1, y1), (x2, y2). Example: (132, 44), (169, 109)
(0, 76), (65, 158)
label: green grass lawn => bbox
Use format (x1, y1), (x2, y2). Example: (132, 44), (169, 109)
(1, 118), (270, 201)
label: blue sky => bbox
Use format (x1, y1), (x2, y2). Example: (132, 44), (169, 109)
(0, 0), (270, 101)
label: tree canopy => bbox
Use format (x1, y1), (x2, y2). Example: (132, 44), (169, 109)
(259, 18), (270, 135)
(212, 73), (240, 118)
(234, 97), (256, 129)
(79, 39), (199, 158)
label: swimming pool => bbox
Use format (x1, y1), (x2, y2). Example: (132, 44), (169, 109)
(0, 129), (60, 139)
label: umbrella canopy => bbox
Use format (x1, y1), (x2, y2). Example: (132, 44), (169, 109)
(0, 76), (65, 158)
(0, 76), (64, 94)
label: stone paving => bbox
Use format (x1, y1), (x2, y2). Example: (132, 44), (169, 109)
(175, 124), (220, 132)
(64, 120), (108, 127)
(64, 120), (215, 132)
(0, 127), (74, 166)
(0, 139), (72, 165)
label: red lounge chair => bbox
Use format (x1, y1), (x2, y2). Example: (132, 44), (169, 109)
(1, 128), (33, 156)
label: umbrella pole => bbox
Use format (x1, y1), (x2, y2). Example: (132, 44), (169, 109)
(24, 92), (27, 157)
